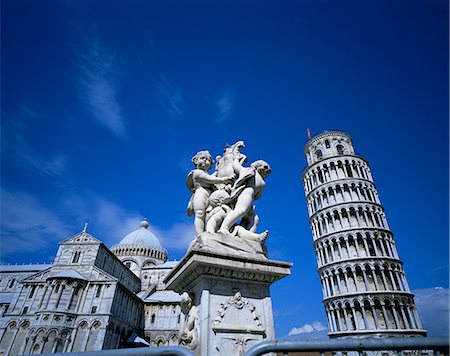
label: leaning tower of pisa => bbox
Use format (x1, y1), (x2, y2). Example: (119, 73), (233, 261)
(302, 131), (426, 338)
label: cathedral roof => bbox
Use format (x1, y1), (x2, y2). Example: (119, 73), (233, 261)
(0, 263), (52, 272)
(116, 218), (163, 250)
(48, 269), (87, 281)
(144, 290), (182, 303)
(0, 293), (14, 304)
(143, 260), (178, 269)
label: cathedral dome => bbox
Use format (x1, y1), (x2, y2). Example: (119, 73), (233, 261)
(111, 218), (168, 269)
(117, 219), (163, 250)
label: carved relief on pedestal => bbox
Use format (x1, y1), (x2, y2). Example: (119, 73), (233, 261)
(212, 290), (265, 355)
(213, 290), (262, 328)
(178, 292), (199, 351)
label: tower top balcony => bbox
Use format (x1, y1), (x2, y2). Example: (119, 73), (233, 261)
(304, 131), (355, 167)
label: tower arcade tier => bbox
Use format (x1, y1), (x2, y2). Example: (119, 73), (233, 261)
(302, 131), (426, 338)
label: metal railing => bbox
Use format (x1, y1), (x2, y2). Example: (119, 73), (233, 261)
(42, 346), (195, 356)
(244, 337), (450, 356)
(41, 337), (449, 356)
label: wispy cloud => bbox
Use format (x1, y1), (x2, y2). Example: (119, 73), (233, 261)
(1, 117), (68, 177)
(155, 73), (183, 117)
(75, 38), (126, 138)
(61, 194), (193, 250)
(151, 222), (194, 251)
(20, 105), (40, 119)
(288, 321), (327, 335)
(274, 303), (304, 318)
(0, 183), (193, 262)
(0, 188), (72, 258)
(215, 89), (235, 122)
(414, 287), (449, 337)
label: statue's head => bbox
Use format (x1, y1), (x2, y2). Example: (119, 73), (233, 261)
(251, 160), (272, 177)
(180, 292), (193, 310)
(192, 150), (213, 170)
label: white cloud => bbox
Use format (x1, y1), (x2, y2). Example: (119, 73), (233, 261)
(0, 185), (193, 262)
(1, 118), (68, 177)
(60, 193), (193, 251)
(150, 222), (194, 251)
(288, 321), (327, 336)
(20, 105), (40, 119)
(0, 188), (72, 257)
(75, 38), (126, 138)
(215, 89), (234, 122)
(56, 192), (142, 247)
(413, 287), (449, 337)
(155, 73), (183, 117)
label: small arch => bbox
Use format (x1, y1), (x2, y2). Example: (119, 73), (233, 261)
(72, 251), (81, 263)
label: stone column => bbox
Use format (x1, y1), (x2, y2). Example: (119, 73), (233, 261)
(401, 272), (411, 292)
(407, 306), (418, 329)
(329, 275), (336, 296)
(351, 306), (359, 330)
(361, 269), (369, 291)
(330, 308), (338, 331)
(400, 306), (411, 329)
(361, 305), (368, 329)
(381, 304), (390, 329)
(412, 307), (423, 329)
(391, 305), (401, 329)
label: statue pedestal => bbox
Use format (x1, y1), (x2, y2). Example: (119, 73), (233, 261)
(165, 242), (292, 356)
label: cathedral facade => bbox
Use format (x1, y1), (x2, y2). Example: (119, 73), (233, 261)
(0, 219), (182, 355)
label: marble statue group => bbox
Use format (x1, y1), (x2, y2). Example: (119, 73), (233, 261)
(164, 140), (291, 355)
(186, 141), (271, 257)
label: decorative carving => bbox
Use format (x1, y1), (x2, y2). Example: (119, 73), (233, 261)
(213, 290), (262, 328)
(171, 262), (280, 292)
(178, 292), (199, 350)
(216, 334), (261, 356)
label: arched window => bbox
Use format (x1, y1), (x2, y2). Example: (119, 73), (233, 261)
(151, 314), (156, 323)
(336, 144), (344, 155)
(68, 285), (83, 310)
(72, 251), (81, 263)
(8, 279), (16, 288)
(29, 286), (36, 298)
(315, 150), (323, 159)
(325, 139), (330, 148)
(95, 285), (102, 298)
(125, 262), (131, 268)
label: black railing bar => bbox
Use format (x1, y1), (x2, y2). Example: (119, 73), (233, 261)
(41, 346), (195, 356)
(244, 338), (449, 356)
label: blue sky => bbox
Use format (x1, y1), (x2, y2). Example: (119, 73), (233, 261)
(1, 0), (448, 338)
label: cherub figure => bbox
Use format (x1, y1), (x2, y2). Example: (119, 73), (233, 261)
(179, 292), (199, 350)
(186, 150), (234, 238)
(218, 159), (272, 235)
(205, 190), (268, 242)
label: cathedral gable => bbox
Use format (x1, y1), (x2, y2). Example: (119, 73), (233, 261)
(90, 266), (119, 283)
(60, 232), (102, 245)
(21, 268), (53, 283)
